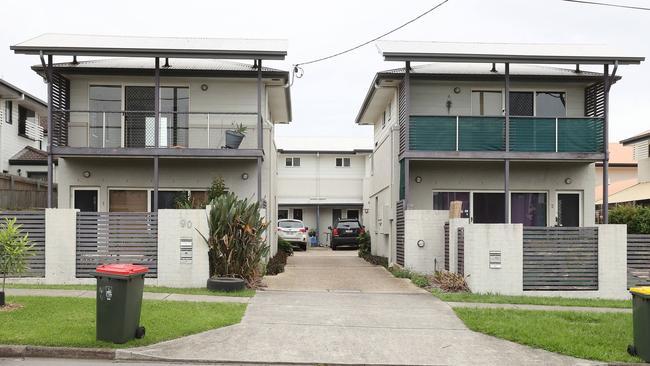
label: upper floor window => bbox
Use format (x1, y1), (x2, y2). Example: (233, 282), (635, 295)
(472, 91), (502, 116)
(336, 157), (351, 167)
(4, 101), (12, 124)
(535, 92), (566, 117)
(285, 157), (300, 167)
(509, 92), (534, 116)
(18, 106), (35, 137)
(89, 85), (122, 148)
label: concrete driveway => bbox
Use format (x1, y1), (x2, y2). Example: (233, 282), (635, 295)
(120, 249), (595, 365)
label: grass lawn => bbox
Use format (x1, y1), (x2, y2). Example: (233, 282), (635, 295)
(454, 308), (640, 363)
(431, 288), (631, 309)
(4, 283), (255, 297)
(0, 296), (246, 348)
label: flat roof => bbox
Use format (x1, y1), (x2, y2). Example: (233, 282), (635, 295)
(11, 33), (288, 60)
(377, 40), (645, 65)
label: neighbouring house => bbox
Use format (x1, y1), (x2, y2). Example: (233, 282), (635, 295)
(11, 33), (291, 253)
(275, 136), (372, 245)
(603, 130), (650, 206)
(0, 78), (49, 179)
(356, 40), (643, 268)
(595, 143), (638, 217)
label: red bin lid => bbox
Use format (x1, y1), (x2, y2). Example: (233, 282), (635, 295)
(96, 264), (148, 276)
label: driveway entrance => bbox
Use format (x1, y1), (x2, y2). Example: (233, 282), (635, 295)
(123, 248), (593, 365)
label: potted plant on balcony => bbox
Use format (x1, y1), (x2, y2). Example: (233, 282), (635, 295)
(199, 192), (269, 291)
(0, 218), (33, 307)
(225, 123), (248, 149)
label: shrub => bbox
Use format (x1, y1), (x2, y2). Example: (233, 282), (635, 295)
(0, 218), (34, 305)
(390, 267), (412, 278)
(199, 192), (269, 287)
(432, 271), (470, 292)
(266, 251), (288, 275)
(357, 232), (371, 257)
(410, 273), (430, 288)
(610, 205), (650, 234)
(277, 237), (294, 256)
(207, 177), (228, 203)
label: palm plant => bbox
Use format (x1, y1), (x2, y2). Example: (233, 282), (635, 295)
(199, 192), (269, 287)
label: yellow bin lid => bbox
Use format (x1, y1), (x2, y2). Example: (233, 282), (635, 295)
(630, 287), (650, 295)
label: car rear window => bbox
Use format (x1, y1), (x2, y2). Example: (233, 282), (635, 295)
(336, 221), (360, 229)
(279, 221), (303, 229)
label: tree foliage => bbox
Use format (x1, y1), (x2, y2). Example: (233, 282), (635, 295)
(0, 218), (34, 292)
(609, 205), (650, 234)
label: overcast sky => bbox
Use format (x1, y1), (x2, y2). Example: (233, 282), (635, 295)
(0, 0), (648, 142)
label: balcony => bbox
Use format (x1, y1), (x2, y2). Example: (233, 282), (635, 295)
(50, 110), (261, 158)
(407, 115), (604, 160)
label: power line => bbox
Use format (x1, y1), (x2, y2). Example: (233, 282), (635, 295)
(561, 0), (650, 11)
(293, 0), (450, 71)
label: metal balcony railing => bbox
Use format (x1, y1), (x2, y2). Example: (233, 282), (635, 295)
(409, 115), (604, 153)
(51, 110), (259, 149)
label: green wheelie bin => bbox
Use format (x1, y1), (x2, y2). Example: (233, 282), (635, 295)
(628, 287), (650, 361)
(94, 264), (148, 344)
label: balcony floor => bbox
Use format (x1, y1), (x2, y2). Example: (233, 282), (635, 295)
(52, 146), (264, 159)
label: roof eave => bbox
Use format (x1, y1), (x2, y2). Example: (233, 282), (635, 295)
(381, 53), (645, 65)
(621, 133), (650, 146)
(11, 45), (287, 60)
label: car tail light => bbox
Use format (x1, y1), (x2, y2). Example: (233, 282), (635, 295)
(299, 228), (307, 233)
(332, 228), (339, 237)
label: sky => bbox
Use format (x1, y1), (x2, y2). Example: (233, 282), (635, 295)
(0, 0), (648, 143)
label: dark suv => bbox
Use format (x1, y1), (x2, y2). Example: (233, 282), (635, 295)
(329, 219), (364, 250)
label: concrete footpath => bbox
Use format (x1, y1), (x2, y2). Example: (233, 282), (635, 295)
(117, 250), (598, 365)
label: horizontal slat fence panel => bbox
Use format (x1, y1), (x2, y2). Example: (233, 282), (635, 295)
(523, 227), (598, 291)
(76, 212), (158, 278)
(627, 234), (650, 288)
(457, 228), (464, 276)
(0, 211), (46, 277)
(444, 222), (450, 271)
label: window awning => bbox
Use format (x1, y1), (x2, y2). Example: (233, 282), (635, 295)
(377, 40), (645, 65)
(11, 33), (288, 60)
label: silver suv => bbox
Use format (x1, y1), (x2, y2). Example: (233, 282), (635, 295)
(277, 219), (308, 251)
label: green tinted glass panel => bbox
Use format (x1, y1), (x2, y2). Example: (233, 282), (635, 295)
(558, 118), (604, 153)
(458, 116), (504, 151)
(409, 116), (456, 151)
(509, 117), (556, 152)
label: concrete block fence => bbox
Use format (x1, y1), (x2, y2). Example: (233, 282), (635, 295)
(7, 208), (211, 288)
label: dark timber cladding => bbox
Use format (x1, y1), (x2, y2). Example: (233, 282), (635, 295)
(523, 227), (598, 291)
(12, 34), (288, 209)
(627, 234), (650, 288)
(395, 200), (405, 266)
(0, 211), (46, 277)
(444, 222), (450, 271)
(457, 228), (464, 276)
(76, 212), (158, 278)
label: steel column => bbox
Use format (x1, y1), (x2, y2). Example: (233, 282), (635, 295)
(504, 62), (511, 223)
(153, 57), (160, 212)
(257, 59), (263, 203)
(602, 64), (610, 224)
(46, 55), (53, 208)
(404, 61), (411, 206)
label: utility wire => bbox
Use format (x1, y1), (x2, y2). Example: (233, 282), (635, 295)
(292, 0), (450, 77)
(561, 0), (650, 11)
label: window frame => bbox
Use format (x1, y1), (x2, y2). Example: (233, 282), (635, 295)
(72, 186), (101, 212)
(335, 157), (351, 168)
(4, 101), (12, 124)
(17, 105), (35, 139)
(285, 157), (301, 167)
(292, 208), (303, 221)
(470, 90), (503, 116)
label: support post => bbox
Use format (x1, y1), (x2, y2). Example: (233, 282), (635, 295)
(504, 62), (511, 223)
(153, 57), (160, 212)
(257, 59), (263, 203)
(405, 61), (411, 153)
(602, 64), (610, 224)
(46, 55), (53, 208)
(316, 204), (320, 245)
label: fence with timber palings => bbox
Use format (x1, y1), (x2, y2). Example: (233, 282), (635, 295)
(0, 210), (46, 277)
(627, 234), (650, 288)
(76, 212), (158, 278)
(0, 173), (56, 209)
(523, 227), (598, 291)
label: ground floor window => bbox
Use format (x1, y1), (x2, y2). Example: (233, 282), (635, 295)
(73, 189), (98, 212)
(190, 191), (208, 208)
(109, 190), (148, 212)
(293, 208), (303, 221)
(511, 192), (547, 226)
(473, 192), (506, 224)
(433, 192), (470, 218)
(278, 209), (289, 220)
(150, 190), (189, 211)
(347, 209), (359, 220)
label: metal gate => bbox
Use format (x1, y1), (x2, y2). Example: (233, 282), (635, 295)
(0, 211), (45, 277)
